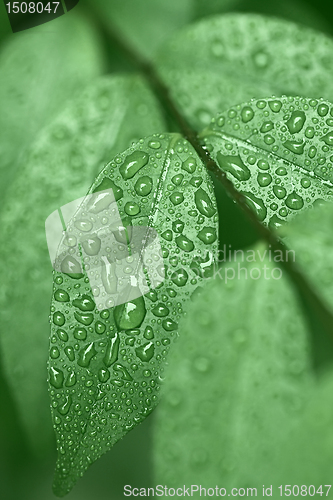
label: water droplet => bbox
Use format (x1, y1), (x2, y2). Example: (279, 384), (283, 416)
(74, 219), (93, 232)
(172, 220), (184, 233)
(285, 191), (304, 210)
(81, 235), (101, 256)
(57, 329), (68, 342)
(195, 188), (216, 217)
(162, 318), (178, 331)
(61, 255), (83, 279)
(286, 111), (306, 134)
(74, 311), (94, 326)
(169, 192), (184, 206)
(103, 333), (120, 367)
(95, 321), (106, 334)
(136, 342), (154, 362)
(175, 235), (194, 252)
(258, 160), (270, 170)
(74, 327), (87, 340)
(182, 157), (197, 173)
(216, 153), (251, 181)
(161, 230), (173, 241)
(152, 303), (170, 317)
(134, 176), (153, 196)
(257, 173), (272, 187)
(73, 295), (94, 312)
(120, 151), (149, 179)
(260, 121), (274, 133)
(148, 140), (161, 149)
(190, 177), (203, 188)
(65, 371), (76, 387)
(113, 363), (133, 381)
(50, 346), (60, 359)
(77, 342), (97, 368)
(64, 346), (75, 361)
(144, 326), (154, 339)
(98, 367), (110, 383)
(283, 140), (305, 155)
(171, 174), (183, 186)
(241, 106), (254, 123)
(242, 192), (267, 221)
(49, 367), (64, 389)
(301, 178), (311, 188)
(58, 395), (72, 416)
(273, 185), (287, 199)
(92, 179), (123, 204)
(309, 146), (317, 158)
(171, 269), (188, 287)
(305, 126), (315, 139)
(125, 201), (140, 216)
(269, 215), (285, 230)
(268, 100), (282, 113)
(321, 132), (333, 146)
(54, 289), (70, 302)
(318, 103), (329, 117)
(264, 134), (275, 145)
(197, 227), (217, 244)
(53, 311), (65, 326)
(114, 296), (146, 330)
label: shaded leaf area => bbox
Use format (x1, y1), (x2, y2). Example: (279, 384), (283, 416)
(0, 75), (165, 455)
(282, 201), (333, 312)
(0, 11), (105, 207)
(193, 0), (331, 34)
(87, 0), (192, 60)
(0, 1), (12, 43)
(49, 133), (219, 496)
(154, 255), (315, 492)
(156, 14), (333, 130)
(201, 96), (333, 228)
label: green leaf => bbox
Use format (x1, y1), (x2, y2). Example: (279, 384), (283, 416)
(0, 75), (165, 454)
(88, 0), (193, 59)
(0, 11), (105, 207)
(49, 132), (219, 496)
(0, 1), (12, 44)
(156, 14), (333, 129)
(200, 96), (333, 228)
(154, 253), (313, 488)
(282, 201), (333, 312)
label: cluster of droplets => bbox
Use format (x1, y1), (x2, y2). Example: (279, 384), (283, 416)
(202, 96), (333, 228)
(49, 133), (219, 494)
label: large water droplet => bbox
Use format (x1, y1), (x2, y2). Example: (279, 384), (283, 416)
(260, 121), (274, 133)
(321, 132), (333, 146)
(190, 177), (203, 188)
(73, 294), (95, 311)
(114, 296), (146, 329)
(285, 191), (304, 210)
(60, 255), (83, 279)
(197, 227), (217, 244)
(104, 333), (120, 367)
(77, 342), (97, 368)
(171, 269), (188, 287)
(81, 235), (101, 256)
(74, 327), (87, 340)
(144, 326), (154, 339)
(57, 329), (68, 342)
(134, 176), (153, 196)
(162, 318), (178, 331)
(172, 220), (184, 233)
(58, 395), (72, 416)
(257, 173), (272, 187)
(216, 153), (251, 181)
(273, 185), (287, 199)
(170, 192), (184, 206)
(172, 174), (183, 186)
(54, 289), (70, 302)
(74, 311), (94, 326)
(195, 188), (216, 217)
(53, 311), (65, 326)
(49, 367), (64, 389)
(283, 140), (305, 155)
(182, 157), (197, 174)
(152, 303), (170, 317)
(175, 235), (194, 252)
(101, 257), (117, 294)
(318, 103), (329, 117)
(64, 346), (75, 361)
(136, 342), (154, 362)
(120, 151), (149, 179)
(242, 192), (267, 221)
(92, 179), (123, 204)
(98, 368), (110, 383)
(268, 100), (282, 112)
(286, 111), (306, 134)
(125, 201), (140, 216)
(65, 371), (76, 387)
(74, 219), (93, 232)
(241, 106), (254, 123)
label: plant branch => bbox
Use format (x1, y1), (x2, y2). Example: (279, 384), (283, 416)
(88, 6), (333, 369)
